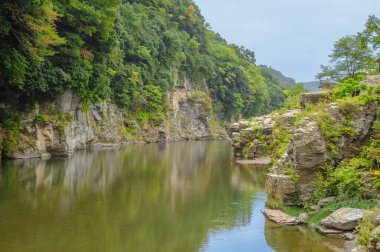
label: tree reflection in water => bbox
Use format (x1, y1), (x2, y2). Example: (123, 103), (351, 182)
(0, 141), (344, 252)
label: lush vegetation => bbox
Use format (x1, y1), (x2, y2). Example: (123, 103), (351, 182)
(258, 65), (296, 88)
(0, 0), (286, 126)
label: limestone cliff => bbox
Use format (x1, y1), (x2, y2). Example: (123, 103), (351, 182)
(3, 79), (227, 159)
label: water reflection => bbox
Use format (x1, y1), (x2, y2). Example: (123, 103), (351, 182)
(0, 141), (343, 252)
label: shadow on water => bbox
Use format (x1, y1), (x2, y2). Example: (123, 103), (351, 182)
(0, 141), (344, 252)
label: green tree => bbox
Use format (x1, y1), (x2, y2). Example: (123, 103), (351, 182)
(364, 15), (380, 50)
(0, 0), (64, 100)
(317, 35), (376, 81)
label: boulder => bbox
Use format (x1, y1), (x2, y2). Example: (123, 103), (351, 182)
(371, 225), (380, 241)
(231, 132), (240, 138)
(244, 139), (267, 159)
(281, 109), (300, 125)
(375, 215), (380, 226)
(350, 246), (368, 252)
(344, 233), (355, 241)
(298, 213), (308, 224)
(361, 75), (380, 87)
(265, 173), (298, 205)
(318, 196), (336, 208)
(265, 117), (328, 206)
(321, 208), (363, 231)
(300, 92), (330, 108)
(287, 117), (328, 170)
(262, 208), (300, 225)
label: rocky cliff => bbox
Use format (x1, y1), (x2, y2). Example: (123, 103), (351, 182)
(229, 109), (300, 159)
(229, 85), (379, 208)
(2, 79), (227, 159)
(266, 101), (378, 206)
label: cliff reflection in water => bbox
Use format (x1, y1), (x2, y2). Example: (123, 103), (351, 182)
(0, 141), (343, 252)
(0, 141), (264, 252)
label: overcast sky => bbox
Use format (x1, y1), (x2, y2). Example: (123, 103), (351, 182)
(193, 0), (380, 82)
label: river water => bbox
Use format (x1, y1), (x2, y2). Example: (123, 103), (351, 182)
(0, 141), (345, 252)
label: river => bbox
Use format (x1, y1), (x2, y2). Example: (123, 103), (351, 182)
(0, 141), (345, 252)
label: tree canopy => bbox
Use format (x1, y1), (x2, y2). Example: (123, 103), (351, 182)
(0, 0), (286, 121)
(317, 16), (380, 82)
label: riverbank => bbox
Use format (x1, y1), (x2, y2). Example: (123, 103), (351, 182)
(0, 81), (228, 160)
(229, 77), (380, 251)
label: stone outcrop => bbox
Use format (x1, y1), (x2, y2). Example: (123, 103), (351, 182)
(262, 208), (300, 225)
(4, 79), (227, 159)
(317, 196), (336, 208)
(229, 109), (300, 159)
(300, 92), (330, 108)
(265, 100), (378, 206)
(321, 208), (363, 231)
(9, 91), (125, 159)
(362, 75), (380, 87)
(266, 116), (328, 205)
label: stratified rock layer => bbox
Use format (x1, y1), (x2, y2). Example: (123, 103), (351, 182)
(6, 79), (227, 159)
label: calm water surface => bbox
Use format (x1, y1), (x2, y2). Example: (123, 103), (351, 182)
(0, 141), (344, 252)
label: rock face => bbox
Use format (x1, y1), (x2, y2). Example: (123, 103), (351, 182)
(4, 80), (226, 159)
(9, 91), (125, 159)
(362, 75), (380, 87)
(229, 109), (300, 159)
(170, 82), (219, 141)
(265, 100), (378, 206)
(287, 118), (328, 170)
(321, 208), (363, 231)
(266, 116), (327, 205)
(262, 208), (300, 225)
(317, 197), (336, 208)
(300, 92), (330, 108)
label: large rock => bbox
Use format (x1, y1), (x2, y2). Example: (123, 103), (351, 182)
(262, 208), (300, 225)
(244, 139), (267, 159)
(321, 208), (363, 231)
(229, 110), (300, 159)
(287, 117), (328, 170)
(265, 172), (298, 205)
(362, 75), (380, 87)
(300, 92), (330, 108)
(371, 225), (380, 241)
(265, 117), (328, 206)
(281, 109), (301, 125)
(318, 197), (336, 208)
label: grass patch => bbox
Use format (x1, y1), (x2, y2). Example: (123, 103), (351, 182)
(307, 198), (378, 225)
(284, 166), (300, 183)
(284, 206), (304, 217)
(266, 189), (284, 209)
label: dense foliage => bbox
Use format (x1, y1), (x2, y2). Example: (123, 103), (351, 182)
(258, 65), (296, 88)
(0, 0), (286, 122)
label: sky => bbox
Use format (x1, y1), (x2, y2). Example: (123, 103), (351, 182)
(193, 0), (380, 82)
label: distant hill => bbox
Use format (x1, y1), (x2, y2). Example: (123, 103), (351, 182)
(258, 65), (296, 88)
(258, 65), (321, 92)
(300, 81), (320, 92)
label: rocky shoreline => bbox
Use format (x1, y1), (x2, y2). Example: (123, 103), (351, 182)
(1, 79), (228, 160)
(229, 77), (380, 251)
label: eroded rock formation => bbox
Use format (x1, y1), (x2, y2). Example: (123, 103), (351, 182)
(5, 79), (227, 159)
